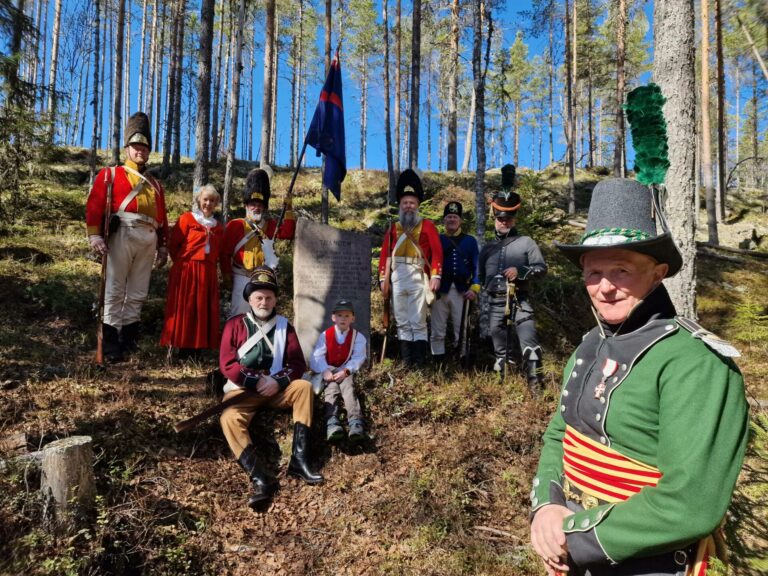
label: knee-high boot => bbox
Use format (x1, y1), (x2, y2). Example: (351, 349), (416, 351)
(287, 423), (324, 484)
(238, 445), (279, 508)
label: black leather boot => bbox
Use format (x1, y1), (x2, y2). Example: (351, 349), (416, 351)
(287, 423), (324, 484)
(524, 348), (544, 394)
(120, 322), (141, 354)
(238, 444), (279, 508)
(399, 340), (412, 366)
(102, 323), (123, 363)
(412, 340), (428, 365)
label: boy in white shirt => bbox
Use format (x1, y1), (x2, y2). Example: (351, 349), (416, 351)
(310, 300), (368, 441)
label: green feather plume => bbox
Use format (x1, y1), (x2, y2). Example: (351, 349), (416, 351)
(624, 83), (670, 186)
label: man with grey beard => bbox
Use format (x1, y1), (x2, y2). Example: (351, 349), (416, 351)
(378, 169), (443, 366)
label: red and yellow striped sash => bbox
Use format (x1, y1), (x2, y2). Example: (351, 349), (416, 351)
(563, 425), (662, 502)
(562, 425), (717, 576)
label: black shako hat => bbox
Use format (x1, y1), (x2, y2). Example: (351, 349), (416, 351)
(501, 164), (516, 189)
(125, 112), (152, 150)
(243, 266), (279, 301)
(443, 201), (463, 218)
(243, 168), (271, 208)
(396, 169), (424, 203)
(490, 190), (522, 216)
(555, 178), (683, 277)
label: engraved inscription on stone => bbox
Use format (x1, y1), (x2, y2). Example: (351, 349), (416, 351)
(293, 219), (371, 363)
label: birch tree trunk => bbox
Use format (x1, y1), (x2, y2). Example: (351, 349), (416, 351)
(461, 87), (476, 172)
(394, 0), (401, 174)
(714, 0), (726, 220)
(111, 0), (126, 166)
(565, 0), (576, 213)
(46, 0), (63, 142)
(472, 0), (491, 244)
(145, 0), (158, 119)
(360, 61), (368, 170)
(137, 0), (149, 111)
(171, 0), (186, 167)
(194, 0), (214, 188)
(210, 0), (225, 161)
(153, 3), (167, 146)
(653, 0), (697, 318)
(222, 0), (245, 223)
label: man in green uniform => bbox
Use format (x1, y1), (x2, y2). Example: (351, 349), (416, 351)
(529, 178), (749, 576)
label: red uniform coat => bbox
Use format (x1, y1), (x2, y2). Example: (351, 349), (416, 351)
(85, 162), (169, 246)
(378, 219), (443, 279)
(219, 314), (307, 388)
(160, 211), (224, 349)
(221, 215), (296, 282)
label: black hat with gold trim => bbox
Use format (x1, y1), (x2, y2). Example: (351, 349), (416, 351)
(243, 168), (271, 208)
(490, 190), (522, 217)
(443, 201), (463, 218)
(396, 169), (424, 203)
(124, 112), (152, 150)
(243, 266), (279, 300)
(555, 178), (682, 277)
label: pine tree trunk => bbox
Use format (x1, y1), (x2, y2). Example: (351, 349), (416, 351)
(700, 0), (718, 244)
(408, 0), (421, 168)
(425, 55), (431, 169)
(613, 0), (626, 177)
(111, 0), (125, 165)
(394, 0), (401, 174)
(714, 0), (726, 220)
(360, 61), (368, 170)
(565, 0), (576, 213)
(548, 9), (554, 167)
(222, 0), (245, 223)
(194, 0), (214, 188)
(124, 0), (131, 124)
(514, 101), (520, 166)
(89, 0), (101, 181)
(383, 0), (395, 202)
(446, 0), (459, 171)
(145, 0), (158, 119)
(587, 66), (594, 167)
(218, 16), (233, 154)
(98, 8), (107, 149)
(260, 0), (275, 167)
(472, 0), (490, 244)
(73, 59), (87, 145)
(653, 0), (697, 318)
(137, 0), (149, 111)
(78, 56), (90, 146)
(210, 0), (225, 162)
(269, 17), (279, 166)
(289, 7), (299, 168)
(153, 2), (167, 147)
(46, 0), (63, 142)
(162, 0), (179, 172)
(172, 0), (186, 167)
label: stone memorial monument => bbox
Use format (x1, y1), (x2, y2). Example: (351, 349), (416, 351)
(293, 219), (371, 363)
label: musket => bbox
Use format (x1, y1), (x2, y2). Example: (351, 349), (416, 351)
(458, 297), (471, 368)
(95, 168), (114, 365)
(269, 137), (309, 242)
(175, 367), (293, 433)
(379, 205), (396, 363)
(503, 279), (518, 381)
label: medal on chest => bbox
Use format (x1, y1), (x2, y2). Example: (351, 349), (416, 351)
(594, 358), (618, 399)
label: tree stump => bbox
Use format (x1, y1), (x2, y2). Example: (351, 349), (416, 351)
(41, 436), (95, 526)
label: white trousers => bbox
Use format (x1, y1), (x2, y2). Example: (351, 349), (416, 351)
(104, 223), (157, 328)
(229, 271), (250, 317)
(430, 285), (465, 355)
(392, 262), (428, 342)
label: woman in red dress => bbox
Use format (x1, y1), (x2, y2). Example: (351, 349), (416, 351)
(161, 185), (224, 355)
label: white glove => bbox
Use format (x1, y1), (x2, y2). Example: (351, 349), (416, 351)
(261, 238), (280, 269)
(89, 235), (108, 255)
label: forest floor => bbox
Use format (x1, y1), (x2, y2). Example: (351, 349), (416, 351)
(0, 149), (766, 575)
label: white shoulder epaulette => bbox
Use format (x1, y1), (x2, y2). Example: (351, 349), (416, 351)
(675, 317), (741, 358)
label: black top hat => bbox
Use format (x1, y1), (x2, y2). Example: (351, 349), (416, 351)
(124, 112), (152, 150)
(555, 178), (682, 277)
(443, 201), (463, 218)
(501, 164), (516, 189)
(243, 266), (279, 301)
(396, 169), (424, 203)
(332, 299), (355, 314)
(490, 191), (521, 216)
(243, 169), (271, 208)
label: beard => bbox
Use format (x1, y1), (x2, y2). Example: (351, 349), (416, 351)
(251, 307), (274, 321)
(399, 210), (421, 230)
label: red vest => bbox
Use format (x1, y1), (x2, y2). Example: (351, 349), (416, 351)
(325, 327), (355, 367)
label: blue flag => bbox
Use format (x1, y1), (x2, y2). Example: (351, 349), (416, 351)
(306, 56), (346, 200)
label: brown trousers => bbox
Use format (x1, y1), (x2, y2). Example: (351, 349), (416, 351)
(220, 379), (314, 459)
